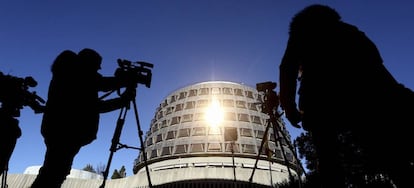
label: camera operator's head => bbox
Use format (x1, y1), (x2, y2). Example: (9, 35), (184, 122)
(290, 4), (341, 35)
(51, 50), (77, 76)
(78, 48), (102, 72)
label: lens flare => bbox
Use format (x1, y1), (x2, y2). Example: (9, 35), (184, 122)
(205, 98), (223, 127)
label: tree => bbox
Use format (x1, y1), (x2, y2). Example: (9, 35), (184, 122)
(82, 164), (96, 173)
(95, 162), (106, 175)
(111, 165), (126, 179)
(119, 165), (126, 177)
(111, 169), (121, 179)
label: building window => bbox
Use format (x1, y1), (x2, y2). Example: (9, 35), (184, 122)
(185, 101), (195, 109)
(190, 143), (204, 153)
(156, 111), (163, 119)
(222, 99), (234, 107)
(251, 115), (262, 124)
(223, 87), (232, 95)
(182, 114), (193, 122)
(162, 99), (168, 107)
(170, 116), (180, 125)
(256, 130), (265, 139)
(197, 99), (209, 108)
(248, 103), (258, 111)
(179, 91), (187, 100)
(236, 100), (246, 109)
(156, 134), (163, 143)
(242, 144), (256, 154)
(245, 91), (254, 98)
(207, 143), (222, 152)
(188, 89), (197, 97)
(192, 127), (206, 136)
(211, 87), (221, 94)
(170, 95), (176, 103)
(200, 88), (209, 95)
(161, 147), (172, 156)
(175, 103), (184, 112)
(225, 143), (239, 153)
(146, 137), (153, 146)
(178, 128), (190, 137)
(151, 124), (158, 133)
(234, 88), (243, 96)
(175, 144), (187, 154)
(150, 149), (158, 158)
(161, 120), (167, 128)
(165, 106), (174, 115)
(240, 128), (253, 137)
(238, 113), (250, 122)
(166, 131), (176, 140)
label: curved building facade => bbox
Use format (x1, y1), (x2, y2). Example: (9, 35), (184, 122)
(133, 81), (301, 187)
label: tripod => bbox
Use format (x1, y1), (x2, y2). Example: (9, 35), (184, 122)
(99, 95), (152, 188)
(249, 86), (306, 187)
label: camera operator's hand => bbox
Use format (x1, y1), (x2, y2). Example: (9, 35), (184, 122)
(285, 108), (302, 128)
(120, 88), (136, 103)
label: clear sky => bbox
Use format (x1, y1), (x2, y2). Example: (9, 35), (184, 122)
(1, 0), (413, 176)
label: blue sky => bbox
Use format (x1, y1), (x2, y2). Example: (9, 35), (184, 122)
(1, 0), (413, 176)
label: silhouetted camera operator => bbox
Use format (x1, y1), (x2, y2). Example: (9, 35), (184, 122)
(31, 49), (143, 188)
(279, 4), (414, 188)
(0, 72), (45, 177)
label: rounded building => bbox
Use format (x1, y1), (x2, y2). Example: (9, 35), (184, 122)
(133, 81), (301, 187)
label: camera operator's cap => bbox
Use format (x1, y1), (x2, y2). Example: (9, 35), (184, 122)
(78, 48), (102, 70)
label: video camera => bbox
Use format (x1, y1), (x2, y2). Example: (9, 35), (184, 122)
(256, 81), (279, 115)
(256, 81), (277, 92)
(0, 72), (45, 116)
(114, 59), (154, 88)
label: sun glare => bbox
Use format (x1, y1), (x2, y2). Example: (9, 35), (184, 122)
(205, 98), (224, 127)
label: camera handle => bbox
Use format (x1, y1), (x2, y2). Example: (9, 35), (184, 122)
(99, 95), (153, 188)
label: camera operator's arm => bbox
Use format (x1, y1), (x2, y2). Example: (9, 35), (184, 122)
(279, 37), (302, 128)
(97, 75), (137, 92)
(98, 87), (136, 113)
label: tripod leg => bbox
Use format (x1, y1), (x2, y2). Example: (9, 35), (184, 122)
(249, 119), (272, 183)
(271, 118), (295, 182)
(131, 100), (153, 188)
(271, 115), (305, 187)
(100, 107), (128, 188)
(1, 163), (8, 188)
(274, 118), (307, 177)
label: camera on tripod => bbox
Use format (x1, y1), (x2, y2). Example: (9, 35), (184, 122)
(256, 81), (277, 92)
(114, 59), (154, 88)
(0, 72), (45, 116)
(256, 81), (279, 115)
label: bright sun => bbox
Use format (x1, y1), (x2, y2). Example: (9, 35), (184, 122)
(205, 98), (224, 127)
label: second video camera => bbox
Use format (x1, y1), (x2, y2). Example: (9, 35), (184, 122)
(114, 59), (154, 88)
(0, 72), (45, 115)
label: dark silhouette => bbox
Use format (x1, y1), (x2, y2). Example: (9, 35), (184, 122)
(279, 4), (413, 188)
(0, 72), (44, 178)
(31, 49), (135, 188)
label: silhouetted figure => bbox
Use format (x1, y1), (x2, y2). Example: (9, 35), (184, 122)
(279, 4), (413, 188)
(0, 72), (44, 178)
(31, 49), (135, 188)
(0, 107), (20, 177)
